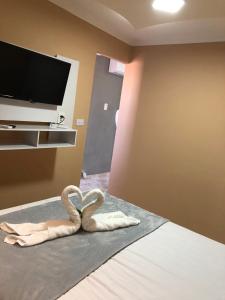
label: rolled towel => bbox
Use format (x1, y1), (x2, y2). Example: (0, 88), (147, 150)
(0, 185), (82, 247)
(81, 189), (140, 232)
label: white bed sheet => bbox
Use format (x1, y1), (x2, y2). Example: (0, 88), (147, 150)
(61, 222), (225, 300)
(1, 198), (225, 300)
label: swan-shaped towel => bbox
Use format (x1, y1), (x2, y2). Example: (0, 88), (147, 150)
(81, 189), (140, 232)
(0, 185), (82, 247)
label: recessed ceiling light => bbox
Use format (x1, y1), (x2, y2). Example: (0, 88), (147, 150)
(152, 0), (185, 13)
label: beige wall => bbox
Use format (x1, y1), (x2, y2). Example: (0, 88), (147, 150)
(0, 0), (131, 209)
(110, 43), (225, 244)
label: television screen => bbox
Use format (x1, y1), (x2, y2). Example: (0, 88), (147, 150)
(0, 41), (71, 105)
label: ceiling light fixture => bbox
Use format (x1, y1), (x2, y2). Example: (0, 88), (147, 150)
(152, 0), (185, 13)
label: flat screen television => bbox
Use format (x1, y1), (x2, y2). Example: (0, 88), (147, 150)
(0, 41), (71, 106)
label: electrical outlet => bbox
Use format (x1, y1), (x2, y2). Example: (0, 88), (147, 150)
(76, 119), (85, 126)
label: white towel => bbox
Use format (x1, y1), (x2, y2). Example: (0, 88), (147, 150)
(0, 186), (82, 247)
(81, 189), (140, 232)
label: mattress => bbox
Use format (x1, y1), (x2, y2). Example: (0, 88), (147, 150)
(1, 198), (225, 300)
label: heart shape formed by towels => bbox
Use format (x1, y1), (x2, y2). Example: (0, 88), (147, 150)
(62, 186), (103, 217)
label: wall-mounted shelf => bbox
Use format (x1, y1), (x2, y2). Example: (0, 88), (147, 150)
(0, 125), (76, 150)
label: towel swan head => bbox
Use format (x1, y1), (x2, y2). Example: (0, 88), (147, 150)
(61, 185), (83, 227)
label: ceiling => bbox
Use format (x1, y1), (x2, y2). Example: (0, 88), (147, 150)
(49, 0), (225, 46)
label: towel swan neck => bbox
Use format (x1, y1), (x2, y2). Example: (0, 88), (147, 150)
(61, 185), (82, 228)
(81, 189), (105, 231)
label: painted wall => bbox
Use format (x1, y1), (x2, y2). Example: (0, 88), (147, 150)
(110, 43), (225, 244)
(0, 0), (131, 209)
(83, 56), (123, 175)
(109, 53), (144, 194)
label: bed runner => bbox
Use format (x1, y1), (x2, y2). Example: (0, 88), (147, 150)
(0, 193), (167, 300)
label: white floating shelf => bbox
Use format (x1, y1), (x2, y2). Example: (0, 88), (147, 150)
(0, 125), (77, 150)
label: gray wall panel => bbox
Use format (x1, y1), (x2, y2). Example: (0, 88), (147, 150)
(83, 56), (123, 175)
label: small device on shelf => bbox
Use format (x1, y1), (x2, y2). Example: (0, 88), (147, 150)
(0, 124), (16, 129)
(49, 113), (67, 128)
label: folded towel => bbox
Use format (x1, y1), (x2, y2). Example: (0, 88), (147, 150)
(0, 186), (82, 247)
(3, 220), (77, 247)
(81, 189), (140, 232)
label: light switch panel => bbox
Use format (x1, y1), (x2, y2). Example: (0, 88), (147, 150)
(104, 103), (108, 111)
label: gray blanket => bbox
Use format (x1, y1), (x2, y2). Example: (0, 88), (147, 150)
(0, 193), (167, 300)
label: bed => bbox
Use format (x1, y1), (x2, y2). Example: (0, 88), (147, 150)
(0, 195), (225, 300)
